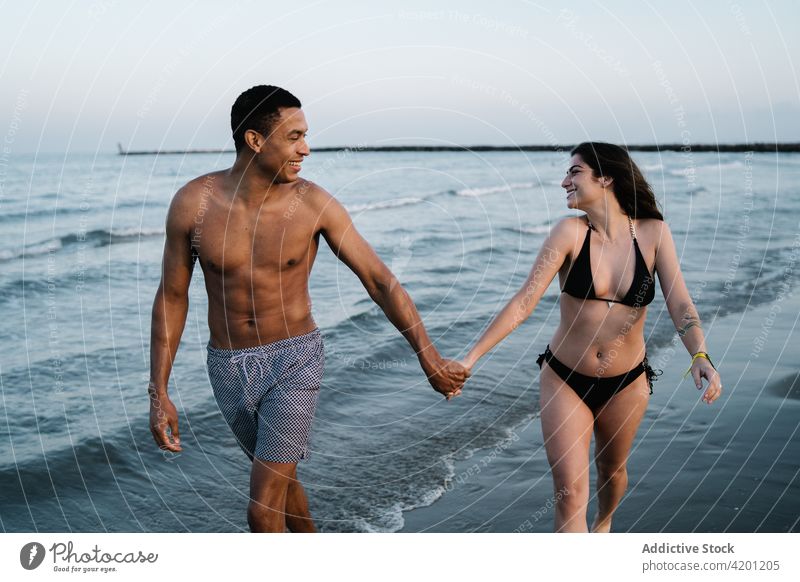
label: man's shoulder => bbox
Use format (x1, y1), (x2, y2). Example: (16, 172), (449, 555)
(177, 171), (225, 201)
(165, 172), (225, 232)
(169, 172), (224, 212)
(287, 180), (353, 235)
(291, 178), (332, 203)
(291, 179), (346, 215)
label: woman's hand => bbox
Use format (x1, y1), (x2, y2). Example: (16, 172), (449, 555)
(443, 357), (474, 398)
(458, 356), (475, 376)
(691, 358), (722, 404)
(425, 357), (470, 400)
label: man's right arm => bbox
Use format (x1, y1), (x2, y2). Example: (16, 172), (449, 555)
(148, 187), (195, 452)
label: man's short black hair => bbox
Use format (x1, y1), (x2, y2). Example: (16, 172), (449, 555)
(231, 85), (301, 153)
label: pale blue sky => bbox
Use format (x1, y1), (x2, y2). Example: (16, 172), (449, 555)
(2, 0), (798, 152)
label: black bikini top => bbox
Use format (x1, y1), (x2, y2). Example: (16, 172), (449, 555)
(561, 216), (656, 307)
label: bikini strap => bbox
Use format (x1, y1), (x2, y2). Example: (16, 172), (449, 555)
(628, 214), (636, 240)
(587, 215), (636, 238)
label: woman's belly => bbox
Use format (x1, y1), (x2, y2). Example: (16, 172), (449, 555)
(549, 297), (648, 376)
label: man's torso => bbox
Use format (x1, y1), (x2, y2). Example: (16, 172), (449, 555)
(182, 172), (323, 348)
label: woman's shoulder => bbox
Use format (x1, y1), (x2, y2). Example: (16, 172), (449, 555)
(553, 215), (588, 232)
(546, 217), (587, 257)
(635, 218), (671, 254)
(636, 217), (669, 234)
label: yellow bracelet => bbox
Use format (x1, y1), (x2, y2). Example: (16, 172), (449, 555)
(682, 352), (714, 378)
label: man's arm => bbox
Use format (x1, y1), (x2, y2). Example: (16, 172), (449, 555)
(148, 187), (196, 451)
(315, 187), (467, 398)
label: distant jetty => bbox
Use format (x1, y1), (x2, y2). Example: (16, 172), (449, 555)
(117, 143), (232, 155)
(117, 142), (800, 156)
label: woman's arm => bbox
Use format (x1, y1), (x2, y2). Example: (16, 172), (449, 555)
(654, 220), (722, 404)
(462, 218), (574, 369)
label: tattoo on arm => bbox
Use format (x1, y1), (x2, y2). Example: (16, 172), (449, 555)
(677, 314), (702, 337)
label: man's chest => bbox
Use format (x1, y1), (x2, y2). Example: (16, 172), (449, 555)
(191, 209), (317, 273)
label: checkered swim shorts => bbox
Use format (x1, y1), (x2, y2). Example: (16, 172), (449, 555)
(206, 328), (324, 463)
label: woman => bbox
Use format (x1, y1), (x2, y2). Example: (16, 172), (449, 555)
(459, 142), (722, 532)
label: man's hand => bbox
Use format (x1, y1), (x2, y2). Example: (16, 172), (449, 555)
(425, 358), (470, 400)
(149, 385), (182, 452)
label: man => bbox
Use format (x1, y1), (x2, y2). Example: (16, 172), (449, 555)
(148, 85), (468, 533)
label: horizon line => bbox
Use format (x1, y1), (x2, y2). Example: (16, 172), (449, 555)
(116, 142), (800, 156)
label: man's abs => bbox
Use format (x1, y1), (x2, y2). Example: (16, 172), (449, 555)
(205, 271), (317, 348)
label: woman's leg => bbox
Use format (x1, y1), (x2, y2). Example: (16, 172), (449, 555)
(591, 373), (650, 532)
(539, 363), (595, 532)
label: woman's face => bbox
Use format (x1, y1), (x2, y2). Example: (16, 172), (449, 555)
(561, 154), (607, 210)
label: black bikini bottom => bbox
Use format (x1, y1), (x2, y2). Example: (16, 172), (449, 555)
(536, 344), (660, 411)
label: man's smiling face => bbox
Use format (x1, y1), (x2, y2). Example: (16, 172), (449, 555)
(251, 107), (310, 184)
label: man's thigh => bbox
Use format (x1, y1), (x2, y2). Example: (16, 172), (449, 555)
(255, 385), (320, 462)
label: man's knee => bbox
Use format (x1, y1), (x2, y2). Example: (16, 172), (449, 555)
(251, 459), (295, 485)
(248, 463), (294, 532)
(250, 460), (296, 506)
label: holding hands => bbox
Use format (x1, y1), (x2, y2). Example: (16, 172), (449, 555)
(423, 353), (470, 400)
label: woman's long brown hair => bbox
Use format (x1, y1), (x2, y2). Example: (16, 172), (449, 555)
(571, 142), (664, 221)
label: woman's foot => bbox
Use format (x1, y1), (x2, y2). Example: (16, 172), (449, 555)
(591, 513), (612, 533)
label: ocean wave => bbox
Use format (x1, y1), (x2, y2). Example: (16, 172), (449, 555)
(0, 200), (166, 224)
(455, 182), (538, 197)
(117, 199), (167, 210)
(0, 206), (76, 224)
(335, 456), (454, 533)
(668, 160), (745, 176)
(504, 224), (552, 235)
(384, 416), (537, 532)
(0, 435), (135, 479)
(0, 227), (165, 262)
(346, 197), (424, 213)
(640, 242), (800, 351)
(0, 262), (160, 306)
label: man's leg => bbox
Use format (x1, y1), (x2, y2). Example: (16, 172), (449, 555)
(248, 459), (295, 532)
(248, 330), (323, 532)
(285, 471), (316, 532)
(249, 459), (316, 532)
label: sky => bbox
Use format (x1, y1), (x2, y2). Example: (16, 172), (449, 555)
(1, 0), (798, 153)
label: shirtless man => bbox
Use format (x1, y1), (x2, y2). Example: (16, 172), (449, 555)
(148, 85), (468, 533)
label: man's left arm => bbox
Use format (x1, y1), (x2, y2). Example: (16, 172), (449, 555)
(315, 187), (467, 398)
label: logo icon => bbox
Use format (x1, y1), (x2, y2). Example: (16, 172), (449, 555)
(20, 542), (46, 570)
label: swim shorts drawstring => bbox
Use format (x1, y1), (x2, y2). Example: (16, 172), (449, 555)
(230, 352), (270, 383)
